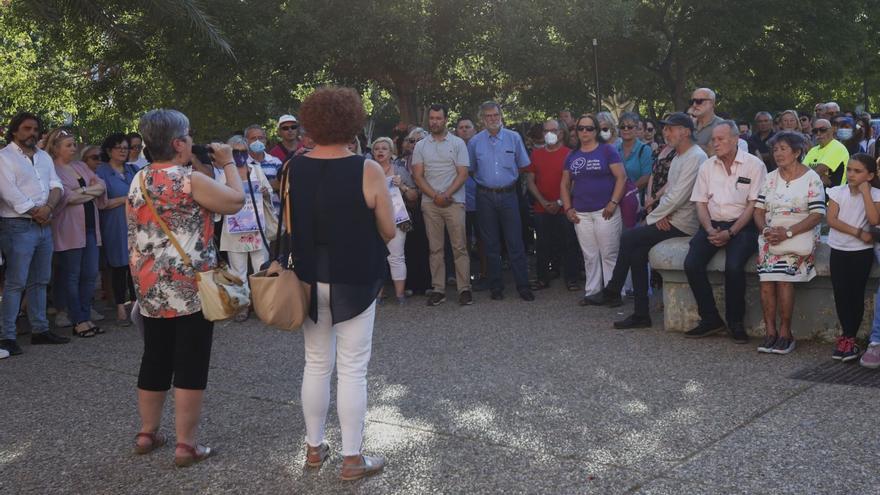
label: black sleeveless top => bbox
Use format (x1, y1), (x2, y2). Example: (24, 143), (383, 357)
(289, 154), (388, 324)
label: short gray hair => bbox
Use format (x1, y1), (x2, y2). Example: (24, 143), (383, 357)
(595, 111), (616, 127)
(694, 87), (717, 101)
(227, 135), (247, 147)
(826, 101), (840, 111)
(243, 124), (265, 139)
(479, 101), (502, 117)
(618, 111), (641, 124)
(407, 127), (428, 140)
(754, 111), (772, 121)
(718, 119), (740, 137)
(138, 109), (189, 162)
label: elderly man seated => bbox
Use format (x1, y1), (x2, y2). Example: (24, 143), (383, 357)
(683, 121), (766, 343)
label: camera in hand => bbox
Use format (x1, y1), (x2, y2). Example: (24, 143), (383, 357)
(191, 144), (214, 167)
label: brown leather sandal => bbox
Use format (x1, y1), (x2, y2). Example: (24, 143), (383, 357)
(133, 431), (166, 455)
(304, 442), (330, 468)
(340, 455), (385, 481)
(174, 442), (214, 468)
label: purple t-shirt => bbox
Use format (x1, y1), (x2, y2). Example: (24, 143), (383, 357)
(566, 144), (621, 212)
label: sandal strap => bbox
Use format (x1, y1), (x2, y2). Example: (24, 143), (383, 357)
(136, 432), (158, 442)
(176, 442), (197, 456)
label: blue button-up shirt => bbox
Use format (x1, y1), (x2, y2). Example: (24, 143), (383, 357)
(467, 127), (530, 189)
(616, 139), (653, 183)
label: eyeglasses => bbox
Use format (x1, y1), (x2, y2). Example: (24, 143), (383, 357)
(280, 125), (299, 131)
(131, 145), (143, 151)
(645, 127), (655, 132)
(689, 98), (711, 106)
(576, 125), (596, 132)
(113, 146), (130, 152)
(812, 127), (830, 134)
(600, 127), (610, 132)
(618, 125), (637, 130)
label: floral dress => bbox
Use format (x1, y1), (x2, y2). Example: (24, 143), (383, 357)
(128, 164), (217, 318)
(755, 168), (826, 282)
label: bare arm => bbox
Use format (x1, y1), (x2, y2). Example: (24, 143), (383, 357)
(695, 202), (715, 233)
(100, 197), (127, 210)
(729, 201), (756, 235)
(753, 206), (767, 231)
(814, 164), (832, 186)
(634, 173), (650, 189)
(445, 165), (469, 197)
(525, 172), (547, 205)
(411, 162), (437, 200)
(363, 159), (395, 243)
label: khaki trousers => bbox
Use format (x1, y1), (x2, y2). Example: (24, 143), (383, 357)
(422, 201), (471, 293)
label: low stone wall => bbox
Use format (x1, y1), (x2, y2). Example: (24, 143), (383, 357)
(648, 237), (880, 342)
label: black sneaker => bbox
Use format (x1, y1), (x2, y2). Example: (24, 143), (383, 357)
(458, 290), (474, 306)
(833, 337), (861, 362)
(770, 337), (796, 355)
(31, 330), (71, 345)
(613, 314), (652, 329)
(729, 323), (749, 344)
(426, 292), (446, 306)
(0, 339), (23, 356)
(757, 335), (777, 353)
(490, 289), (504, 300)
(517, 288), (535, 302)
(601, 288), (623, 307)
(579, 293), (605, 306)
(684, 320), (725, 338)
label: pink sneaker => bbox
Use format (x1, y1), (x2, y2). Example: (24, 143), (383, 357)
(860, 344), (880, 369)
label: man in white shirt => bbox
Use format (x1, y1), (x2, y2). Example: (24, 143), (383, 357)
(0, 113), (70, 356)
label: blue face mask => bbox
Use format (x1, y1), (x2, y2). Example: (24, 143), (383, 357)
(837, 128), (853, 141)
(249, 140), (266, 153)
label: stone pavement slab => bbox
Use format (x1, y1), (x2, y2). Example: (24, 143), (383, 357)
(1, 283), (878, 494)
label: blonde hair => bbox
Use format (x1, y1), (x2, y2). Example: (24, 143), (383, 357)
(371, 136), (397, 156)
(43, 128), (76, 159)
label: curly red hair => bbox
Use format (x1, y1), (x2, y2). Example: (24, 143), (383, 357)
(299, 86), (366, 146)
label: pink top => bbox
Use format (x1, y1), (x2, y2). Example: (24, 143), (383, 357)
(51, 161), (106, 252)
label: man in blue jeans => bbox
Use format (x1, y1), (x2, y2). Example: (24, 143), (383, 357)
(683, 121), (766, 343)
(0, 112), (69, 356)
(468, 101), (534, 301)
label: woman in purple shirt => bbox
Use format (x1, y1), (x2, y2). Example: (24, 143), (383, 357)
(560, 114), (627, 306)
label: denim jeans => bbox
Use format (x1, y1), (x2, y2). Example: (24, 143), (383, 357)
(534, 213), (579, 284)
(606, 223), (685, 317)
(684, 221), (758, 326)
(476, 189), (529, 290)
(0, 219), (54, 339)
(56, 229), (100, 325)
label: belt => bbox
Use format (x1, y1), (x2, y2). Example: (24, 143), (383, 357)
(477, 183), (516, 194)
(1, 217), (37, 223)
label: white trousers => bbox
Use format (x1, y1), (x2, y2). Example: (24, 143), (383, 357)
(574, 210), (622, 296)
(227, 248), (269, 285)
(301, 282), (376, 456)
(386, 227), (407, 281)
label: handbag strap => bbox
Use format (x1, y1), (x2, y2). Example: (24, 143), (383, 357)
(274, 159), (293, 261)
(138, 171), (193, 268)
(245, 169), (270, 249)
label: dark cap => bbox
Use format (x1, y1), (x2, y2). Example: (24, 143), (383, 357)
(659, 112), (695, 130)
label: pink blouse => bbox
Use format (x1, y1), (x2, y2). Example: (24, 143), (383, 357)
(51, 161), (106, 252)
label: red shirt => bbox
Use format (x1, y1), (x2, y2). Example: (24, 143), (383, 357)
(269, 143), (299, 163)
(526, 146), (571, 214)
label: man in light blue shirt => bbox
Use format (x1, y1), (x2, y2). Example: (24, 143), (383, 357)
(467, 101), (534, 301)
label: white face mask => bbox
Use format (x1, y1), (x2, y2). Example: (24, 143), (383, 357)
(600, 130), (612, 141)
(544, 131), (558, 146)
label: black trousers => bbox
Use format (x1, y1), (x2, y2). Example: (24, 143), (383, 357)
(533, 212), (579, 283)
(137, 312), (214, 391)
(111, 265), (135, 305)
(606, 223), (686, 317)
(830, 247), (874, 338)
(684, 221), (758, 325)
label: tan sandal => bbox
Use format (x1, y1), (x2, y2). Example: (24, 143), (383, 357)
(304, 442), (330, 468)
(340, 455), (385, 481)
(174, 442), (214, 468)
(133, 431), (166, 455)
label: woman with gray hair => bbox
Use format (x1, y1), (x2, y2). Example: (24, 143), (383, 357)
(616, 111), (653, 191)
(596, 112), (619, 145)
(128, 109), (245, 467)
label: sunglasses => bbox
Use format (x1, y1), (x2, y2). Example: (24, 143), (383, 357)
(812, 127), (830, 134)
(618, 125), (637, 130)
(131, 145), (143, 151)
(689, 98), (711, 106)
(280, 125), (299, 131)
(576, 125), (596, 132)
(645, 127), (655, 132)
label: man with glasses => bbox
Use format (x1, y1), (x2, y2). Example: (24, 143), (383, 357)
(269, 114), (300, 163)
(804, 118), (849, 188)
(126, 132), (149, 168)
(689, 88), (724, 156)
(825, 102), (841, 120)
(468, 101), (534, 301)
(0, 112), (70, 356)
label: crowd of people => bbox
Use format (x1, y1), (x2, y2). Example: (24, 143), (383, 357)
(2, 84), (880, 477)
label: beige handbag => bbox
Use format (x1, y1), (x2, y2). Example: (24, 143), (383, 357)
(248, 162), (310, 331)
(139, 173), (250, 322)
(767, 212), (814, 257)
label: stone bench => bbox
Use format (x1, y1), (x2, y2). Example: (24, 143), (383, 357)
(648, 237), (880, 342)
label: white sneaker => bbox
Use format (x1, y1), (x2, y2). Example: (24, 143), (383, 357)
(55, 312), (72, 328)
(0, 348), (9, 359)
(90, 308), (105, 321)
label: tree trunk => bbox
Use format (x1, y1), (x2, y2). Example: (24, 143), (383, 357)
(394, 85), (419, 126)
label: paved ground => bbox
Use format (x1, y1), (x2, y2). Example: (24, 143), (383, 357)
(1, 281), (878, 494)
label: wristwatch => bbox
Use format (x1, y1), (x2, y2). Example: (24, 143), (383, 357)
(785, 229), (793, 238)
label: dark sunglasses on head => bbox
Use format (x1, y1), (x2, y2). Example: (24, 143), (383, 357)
(619, 124), (637, 130)
(812, 127), (830, 134)
(576, 125), (596, 132)
(689, 98), (711, 106)
(280, 125), (299, 131)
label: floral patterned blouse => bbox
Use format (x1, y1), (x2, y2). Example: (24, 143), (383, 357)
(755, 167), (826, 282)
(127, 163), (217, 318)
